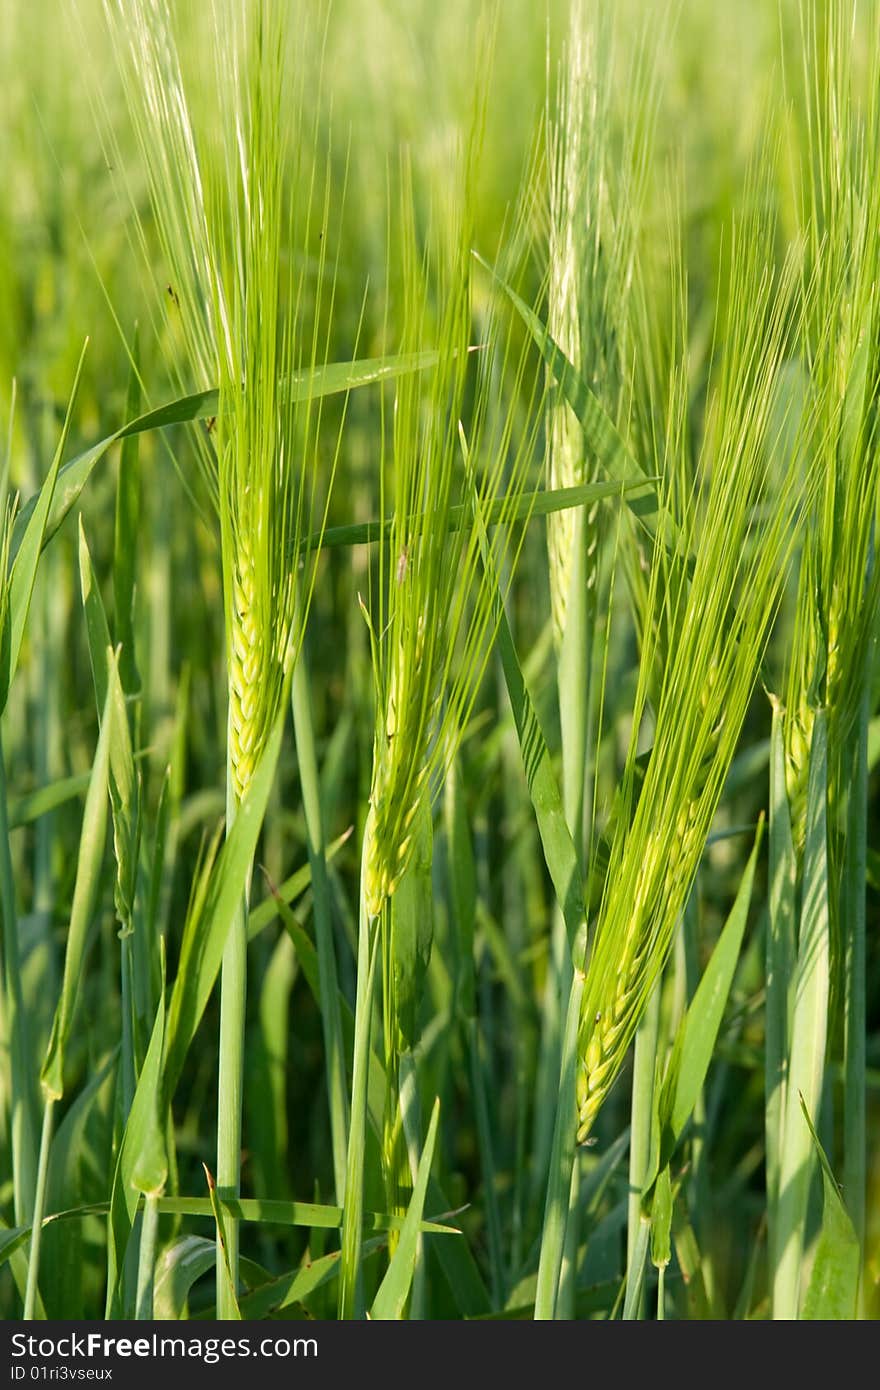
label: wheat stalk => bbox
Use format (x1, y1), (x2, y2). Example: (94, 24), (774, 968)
(577, 195), (803, 1142)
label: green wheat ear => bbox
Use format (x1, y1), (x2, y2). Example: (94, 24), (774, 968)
(359, 165), (545, 922)
(576, 185), (805, 1142)
(107, 0), (343, 798)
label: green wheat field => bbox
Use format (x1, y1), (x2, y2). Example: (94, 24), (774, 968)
(0, 0), (878, 1322)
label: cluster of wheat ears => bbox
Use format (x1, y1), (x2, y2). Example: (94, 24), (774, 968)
(0, 0), (877, 1321)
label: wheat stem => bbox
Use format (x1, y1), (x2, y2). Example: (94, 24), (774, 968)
(23, 1096), (55, 1320)
(625, 978), (661, 1319)
(339, 825), (380, 1319)
(215, 760), (251, 1319)
(291, 651), (349, 1203)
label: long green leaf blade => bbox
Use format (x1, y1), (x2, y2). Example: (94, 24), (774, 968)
(657, 819), (764, 1166)
(163, 697), (288, 1094)
(473, 252), (676, 550)
(4, 344), (87, 709)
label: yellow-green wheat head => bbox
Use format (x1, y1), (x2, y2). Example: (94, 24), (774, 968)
(106, 0), (341, 803)
(576, 197), (804, 1142)
(783, 0), (880, 854)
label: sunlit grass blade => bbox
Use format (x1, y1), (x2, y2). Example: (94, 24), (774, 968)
(842, 601), (873, 1273)
(78, 521), (141, 1104)
(8, 772), (92, 830)
(798, 1097), (860, 1321)
(0, 744), (38, 1229)
(0, 348), (89, 1237)
(468, 470), (585, 945)
(247, 828), (351, 941)
(113, 328), (142, 697)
